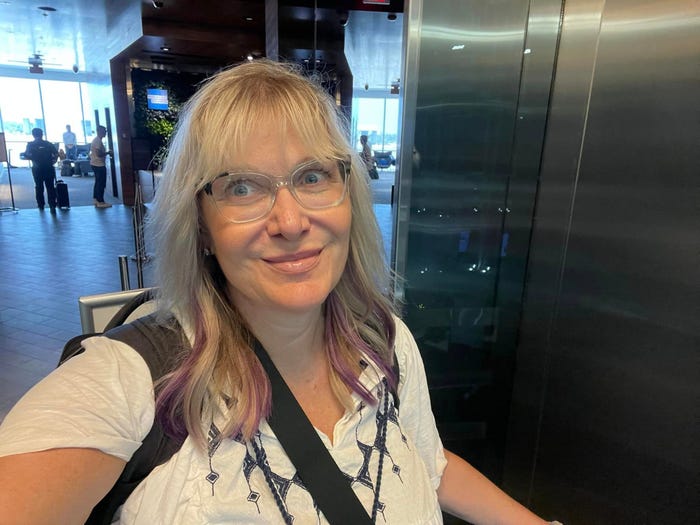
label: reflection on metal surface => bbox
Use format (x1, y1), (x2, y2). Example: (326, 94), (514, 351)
(396, 0), (560, 494)
(507, 0), (700, 522)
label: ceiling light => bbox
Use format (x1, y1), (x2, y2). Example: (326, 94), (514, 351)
(245, 17), (253, 21)
(451, 44), (465, 51)
(160, 46), (170, 52)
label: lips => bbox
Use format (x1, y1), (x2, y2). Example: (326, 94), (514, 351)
(263, 249), (322, 273)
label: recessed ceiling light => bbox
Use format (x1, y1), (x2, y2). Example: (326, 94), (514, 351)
(451, 44), (465, 51)
(245, 17), (253, 21)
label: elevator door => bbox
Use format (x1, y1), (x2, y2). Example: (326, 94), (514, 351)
(394, 0), (561, 498)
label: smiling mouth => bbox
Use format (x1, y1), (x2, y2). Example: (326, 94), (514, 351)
(263, 250), (322, 273)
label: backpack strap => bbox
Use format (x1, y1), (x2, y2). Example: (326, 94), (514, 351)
(58, 289), (157, 366)
(83, 313), (186, 525)
(391, 356), (400, 410)
(103, 288), (157, 331)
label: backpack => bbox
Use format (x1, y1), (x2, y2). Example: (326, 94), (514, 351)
(27, 140), (58, 168)
(59, 290), (401, 524)
(59, 290), (186, 525)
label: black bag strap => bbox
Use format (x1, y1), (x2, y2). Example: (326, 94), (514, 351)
(103, 288), (157, 331)
(82, 314), (185, 525)
(253, 340), (374, 525)
(58, 288), (157, 366)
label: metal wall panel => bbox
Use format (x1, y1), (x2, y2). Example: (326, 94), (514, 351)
(508, 0), (700, 523)
(395, 1), (559, 505)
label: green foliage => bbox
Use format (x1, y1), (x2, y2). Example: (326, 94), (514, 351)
(133, 81), (179, 151)
(144, 113), (176, 140)
(130, 69), (205, 167)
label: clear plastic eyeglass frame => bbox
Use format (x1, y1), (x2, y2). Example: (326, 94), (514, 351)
(202, 158), (351, 223)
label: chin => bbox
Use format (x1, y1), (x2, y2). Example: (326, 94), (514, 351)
(270, 283), (334, 312)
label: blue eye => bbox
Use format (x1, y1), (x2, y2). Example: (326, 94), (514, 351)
(212, 173), (270, 203)
(302, 171), (323, 185)
(229, 180), (252, 196)
(294, 164), (334, 189)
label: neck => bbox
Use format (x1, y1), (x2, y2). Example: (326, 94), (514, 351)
(237, 303), (326, 379)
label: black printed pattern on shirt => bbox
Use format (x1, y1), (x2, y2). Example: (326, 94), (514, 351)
(205, 381), (405, 523)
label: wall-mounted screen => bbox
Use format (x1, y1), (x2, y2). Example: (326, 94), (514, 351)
(146, 88), (168, 110)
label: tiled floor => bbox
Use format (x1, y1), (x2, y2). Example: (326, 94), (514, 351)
(0, 167), (395, 423)
(0, 204), (152, 421)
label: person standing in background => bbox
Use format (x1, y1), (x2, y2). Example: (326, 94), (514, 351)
(360, 134), (373, 170)
(90, 125), (112, 208)
(23, 128), (58, 213)
(62, 125), (77, 161)
(360, 134), (378, 179)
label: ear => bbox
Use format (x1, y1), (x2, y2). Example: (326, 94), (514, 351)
(198, 224), (215, 256)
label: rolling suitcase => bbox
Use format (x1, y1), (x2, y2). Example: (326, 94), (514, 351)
(55, 178), (70, 209)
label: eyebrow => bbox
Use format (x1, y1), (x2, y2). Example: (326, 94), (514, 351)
(221, 158), (329, 176)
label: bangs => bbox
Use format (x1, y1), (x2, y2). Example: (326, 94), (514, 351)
(184, 65), (350, 189)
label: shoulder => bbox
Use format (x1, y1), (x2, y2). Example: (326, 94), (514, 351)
(391, 315), (430, 393)
(392, 316), (420, 370)
(0, 337), (155, 461)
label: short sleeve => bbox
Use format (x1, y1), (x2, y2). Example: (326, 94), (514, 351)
(0, 336), (155, 462)
(393, 316), (448, 489)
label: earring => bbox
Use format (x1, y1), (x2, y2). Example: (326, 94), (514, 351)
(203, 247), (212, 256)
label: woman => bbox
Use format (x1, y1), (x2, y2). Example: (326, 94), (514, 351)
(0, 60), (557, 524)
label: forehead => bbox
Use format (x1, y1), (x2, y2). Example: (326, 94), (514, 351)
(216, 119), (335, 174)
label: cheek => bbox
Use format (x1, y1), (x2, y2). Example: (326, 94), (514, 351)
(199, 198), (228, 250)
(332, 207), (352, 269)
(339, 203), (353, 245)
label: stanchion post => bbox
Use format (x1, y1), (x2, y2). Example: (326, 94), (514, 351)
(118, 255), (130, 290)
(131, 175), (150, 288)
(0, 132), (19, 214)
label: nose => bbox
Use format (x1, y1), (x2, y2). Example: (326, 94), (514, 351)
(265, 186), (310, 239)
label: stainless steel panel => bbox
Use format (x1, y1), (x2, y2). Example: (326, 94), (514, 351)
(395, 0), (558, 497)
(510, 0), (700, 523)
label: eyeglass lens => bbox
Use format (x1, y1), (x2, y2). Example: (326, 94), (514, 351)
(208, 159), (347, 223)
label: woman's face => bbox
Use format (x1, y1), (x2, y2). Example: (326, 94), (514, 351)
(199, 123), (352, 318)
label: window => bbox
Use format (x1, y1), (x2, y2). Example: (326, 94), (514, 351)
(0, 76), (93, 161)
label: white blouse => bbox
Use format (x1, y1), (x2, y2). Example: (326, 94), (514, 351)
(0, 317), (447, 524)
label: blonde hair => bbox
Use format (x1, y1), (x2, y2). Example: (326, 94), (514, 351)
(149, 59), (396, 447)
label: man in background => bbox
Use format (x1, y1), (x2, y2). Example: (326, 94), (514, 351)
(62, 125), (77, 161)
(360, 134), (378, 179)
(90, 125), (112, 208)
(23, 128), (58, 213)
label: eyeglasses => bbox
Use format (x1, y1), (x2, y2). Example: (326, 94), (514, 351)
(203, 158), (350, 223)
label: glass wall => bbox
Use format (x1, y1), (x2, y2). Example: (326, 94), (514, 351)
(0, 77), (92, 164)
(352, 92), (400, 260)
(351, 93), (400, 159)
